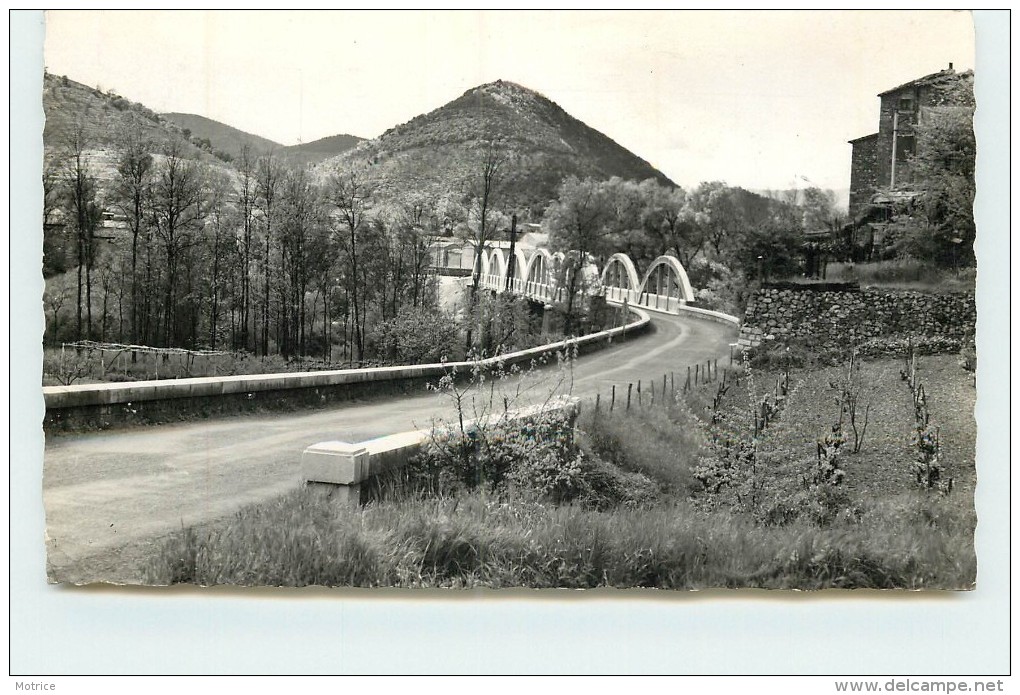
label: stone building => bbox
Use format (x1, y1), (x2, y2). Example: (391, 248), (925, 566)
(847, 65), (974, 220)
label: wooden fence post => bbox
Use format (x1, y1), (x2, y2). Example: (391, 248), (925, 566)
(627, 383), (632, 411)
(611, 384), (616, 412)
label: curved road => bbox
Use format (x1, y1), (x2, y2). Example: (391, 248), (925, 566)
(43, 313), (735, 583)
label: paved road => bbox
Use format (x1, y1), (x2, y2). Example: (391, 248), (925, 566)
(43, 313), (735, 583)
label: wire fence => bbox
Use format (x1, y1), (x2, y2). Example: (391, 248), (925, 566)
(587, 355), (731, 415)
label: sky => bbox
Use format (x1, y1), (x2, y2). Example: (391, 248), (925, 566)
(44, 10), (975, 201)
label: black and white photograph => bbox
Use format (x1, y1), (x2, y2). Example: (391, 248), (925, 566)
(11, 7), (1011, 678)
(36, 8), (983, 589)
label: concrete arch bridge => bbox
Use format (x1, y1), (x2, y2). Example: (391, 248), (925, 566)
(473, 245), (696, 314)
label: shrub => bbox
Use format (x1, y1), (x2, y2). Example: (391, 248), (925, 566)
(747, 341), (819, 370)
(42, 348), (94, 385)
(407, 406), (580, 497)
(825, 259), (975, 292)
(958, 337), (976, 373)
(368, 308), (462, 365)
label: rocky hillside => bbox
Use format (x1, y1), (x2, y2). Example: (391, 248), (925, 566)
(42, 73), (223, 183)
(43, 73), (172, 152)
(321, 80), (676, 215)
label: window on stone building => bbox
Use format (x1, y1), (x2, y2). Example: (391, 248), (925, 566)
(896, 134), (915, 161)
(899, 96), (914, 111)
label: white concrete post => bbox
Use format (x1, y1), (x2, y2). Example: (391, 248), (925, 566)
(301, 441), (370, 504)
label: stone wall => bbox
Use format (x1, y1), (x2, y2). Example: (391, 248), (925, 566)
(737, 285), (975, 352)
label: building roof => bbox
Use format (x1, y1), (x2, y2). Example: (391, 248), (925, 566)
(877, 67), (973, 97)
(870, 190), (924, 205)
(848, 132), (879, 144)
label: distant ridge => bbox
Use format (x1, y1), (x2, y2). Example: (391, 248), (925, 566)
(163, 114), (362, 166)
(280, 133), (364, 167)
(45, 74), (675, 214)
(162, 112), (282, 160)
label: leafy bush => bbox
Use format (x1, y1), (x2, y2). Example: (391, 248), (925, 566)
(826, 259), (975, 292)
(746, 341), (819, 370)
(406, 407), (579, 498)
(688, 257), (741, 313)
(368, 308), (462, 365)
(751, 334), (968, 369)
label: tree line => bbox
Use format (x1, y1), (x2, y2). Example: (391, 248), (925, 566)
(43, 127), (447, 363)
(43, 126), (845, 361)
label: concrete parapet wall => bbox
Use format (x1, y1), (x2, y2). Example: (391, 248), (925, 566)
(302, 397), (581, 504)
(43, 309), (650, 431)
(676, 304), (741, 326)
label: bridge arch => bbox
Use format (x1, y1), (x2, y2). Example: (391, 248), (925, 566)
(522, 248), (555, 300)
(508, 246), (530, 292)
(486, 247), (507, 290)
(637, 254), (695, 312)
(478, 247), (490, 277)
(600, 253), (642, 304)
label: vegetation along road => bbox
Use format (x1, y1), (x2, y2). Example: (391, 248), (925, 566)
(43, 311), (735, 584)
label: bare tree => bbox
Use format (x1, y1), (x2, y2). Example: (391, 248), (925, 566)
(396, 193), (440, 310)
(235, 144), (257, 352)
(61, 121), (102, 340)
(256, 150), (283, 356)
(205, 169), (236, 350)
(278, 166), (321, 357)
(150, 136), (206, 346)
(112, 127), (153, 344)
(328, 166), (373, 361)
(460, 138), (510, 350)
(43, 274), (73, 345)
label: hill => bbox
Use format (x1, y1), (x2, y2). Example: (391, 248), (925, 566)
(42, 72), (225, 183)
(320, 80), (676, 215)
(280, 134), (364, 168)
(161, 112), (283, 161)
(43, 73), (172, 153)
(162, 114), (362, 167)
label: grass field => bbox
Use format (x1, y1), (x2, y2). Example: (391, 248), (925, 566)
(823, 259), (976, 293)
(142, 354), (977, 590)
